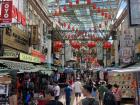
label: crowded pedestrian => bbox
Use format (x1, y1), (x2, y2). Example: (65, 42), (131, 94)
(92, 87), (99, 101)
(98, 81), (108, 105)
(54, 82), (61, 101)
(79, 84), (99, 105)
(64, 83), (73, 105)
(74, 78), (82, 105)
(46, 89), (63, 105)
(103, 84), (116, 105)
(113, 84), (122, 105)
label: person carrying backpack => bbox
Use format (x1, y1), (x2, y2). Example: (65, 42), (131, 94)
(103, 84), (117, 105)
(79, 84), (99, 105)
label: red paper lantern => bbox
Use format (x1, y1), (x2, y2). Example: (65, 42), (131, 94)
(103, 42), (112, 49)
(76, 0), (80, 4)
(97, 7), (101, 13)
(93, 3), (96, 9)
(70, 41), (81, 49)
(86, 0), (91, 4)
(54, 41), (63, 49)
(63, 5), (67, 11)
(87, 41), (96, 48)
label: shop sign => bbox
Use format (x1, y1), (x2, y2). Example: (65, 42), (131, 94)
(3, 25), (29, 53)
(31, 49), (46, 63)
(20, 53), (40, 63)
(12, 5), (26, 26)
(128, 0), (140, 27)
(3, 50), (18, 58)
(1, 1), (12, 23)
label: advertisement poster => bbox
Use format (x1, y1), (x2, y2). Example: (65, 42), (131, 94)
(128, 0), (140, 26)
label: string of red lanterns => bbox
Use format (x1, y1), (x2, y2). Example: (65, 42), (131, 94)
(103, 41), (112, 49)
(53, 1), (112, 20)
(70, 41), (81, 49)
(87, 41), (96, 48)
(54, 41), (63, 49)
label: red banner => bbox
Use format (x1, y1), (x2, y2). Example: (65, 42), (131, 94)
(32, 49), (46, 63)
(1, 1), (12, 23)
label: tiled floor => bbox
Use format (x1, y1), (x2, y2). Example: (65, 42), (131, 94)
(60, 95), (84, 105)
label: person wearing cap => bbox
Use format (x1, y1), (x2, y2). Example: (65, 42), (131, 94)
(74, 78), (82, 104)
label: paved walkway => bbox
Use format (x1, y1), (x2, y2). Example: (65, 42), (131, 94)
(60, 94), (84, 105)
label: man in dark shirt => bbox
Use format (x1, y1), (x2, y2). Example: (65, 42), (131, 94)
(46, 89), (63, 105)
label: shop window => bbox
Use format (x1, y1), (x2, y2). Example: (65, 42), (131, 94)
(5, 27), (12, 36)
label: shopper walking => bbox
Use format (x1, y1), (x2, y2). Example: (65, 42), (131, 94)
(113, 84), (122, 105)
(54, 82), (60, 101)
(103, 84), (116, 105)
(64, 83), (72, 105)
(46, 89), (63, 105)
(79, 84), (99, 105)
(98, 81), (108, 105)
(92, 87), (99, 101)
(74, 78), (82, 104)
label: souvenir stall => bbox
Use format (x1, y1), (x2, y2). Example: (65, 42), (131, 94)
(0, 74), (11, 105)
(108, 69), (138, 105)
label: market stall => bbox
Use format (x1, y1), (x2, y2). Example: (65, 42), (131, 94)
(109, 67), (140, 105)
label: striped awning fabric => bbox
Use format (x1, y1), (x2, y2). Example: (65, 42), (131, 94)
(0, 60), (35, 70)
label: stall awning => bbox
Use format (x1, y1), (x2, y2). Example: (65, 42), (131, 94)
(0, 60), (35, 70)
(112, 62), (140, 73)
(41, 70), (53, 76)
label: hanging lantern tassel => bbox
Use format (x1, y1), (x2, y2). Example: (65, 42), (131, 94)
(93, 3), (96, 10)
(72, 26), (75, 31)
(101, 9), (104, 16)
(86, 0), (91, 4)
(105, 13), (108, 19)
(99, 24), (102, 28)
(63, 5), (67, 11)
(76, 0), (80, 4)
(97, 7), (101, 13)
(68, 24), (71, 29)
(108, 14), (112, 19)
(69, 1), (73, 7)
(64, 22), (66, 27)
(59, 8), (62, 14)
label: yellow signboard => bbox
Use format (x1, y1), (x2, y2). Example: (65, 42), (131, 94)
(20, 53), (40, 63)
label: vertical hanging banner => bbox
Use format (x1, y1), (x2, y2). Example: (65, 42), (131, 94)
(1, 1), (12, 24)
(31, 25), (39, 45)
(96, 42), (103, 60)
